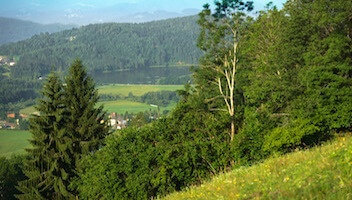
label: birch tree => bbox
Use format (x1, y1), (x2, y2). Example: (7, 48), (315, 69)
(197, 0), (253, 141)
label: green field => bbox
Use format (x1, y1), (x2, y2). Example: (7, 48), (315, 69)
(20, 84), (184, 115)
(97, 84), (184, 97)
(0, 130), (31, 158)
(97, 100), (176, 115)
(20, 106), (37, 115)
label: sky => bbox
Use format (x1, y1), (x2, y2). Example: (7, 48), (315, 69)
(0, 0), (287, 25)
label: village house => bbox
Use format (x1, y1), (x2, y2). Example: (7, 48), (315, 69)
(108, 112), (127, 130)
(7, 112), (15, 118)
(0, 120), (17, 129)
(0, 55), (16, 66)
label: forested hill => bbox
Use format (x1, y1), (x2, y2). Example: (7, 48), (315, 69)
(0, 15), (202, 80)
(0, 17), (76, 45)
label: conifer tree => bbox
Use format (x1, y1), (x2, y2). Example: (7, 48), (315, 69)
(17, 60), (110, 198)
(64, 59), (110, 161)
(16, 71), (71, 199)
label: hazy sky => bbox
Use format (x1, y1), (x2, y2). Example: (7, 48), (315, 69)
(0, 0), (287, 24)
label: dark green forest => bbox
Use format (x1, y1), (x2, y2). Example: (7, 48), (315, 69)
(0, 16), (202, 81)
(1, 0), (352, 199)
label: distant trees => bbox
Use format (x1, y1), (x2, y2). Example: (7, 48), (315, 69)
(0, 16), (201, 81)
(139, 91), (179, 107)
(0, 79), (39, 104)
(16, 60), (110, 199)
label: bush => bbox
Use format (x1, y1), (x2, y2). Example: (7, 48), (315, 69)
(75, 95), (233, 199)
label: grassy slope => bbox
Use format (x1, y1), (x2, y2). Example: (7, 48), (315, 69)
(164, 135), (352, 200)
(0, 130), (31, 158)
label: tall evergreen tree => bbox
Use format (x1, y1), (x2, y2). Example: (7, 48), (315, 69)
(64, 59), (110, 160)
(63, 59), (110, 196)
(16, 71), (70, 199)
(17, 60), (110, 199)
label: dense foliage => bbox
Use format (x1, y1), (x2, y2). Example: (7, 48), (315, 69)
(236, 0), (352, 159)
(75, 86), (232, 199)
(0, 16), (201, 80)
(16, 60), (110, 199)
(0, 155), (26, 200)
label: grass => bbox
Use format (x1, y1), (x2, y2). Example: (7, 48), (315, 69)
(20, 84), (183, 115)
(97, 84), (183, 97)
(19, 106), (37, 115)
(0, 130), (31, 158)
(97, 100), (175, 115)
(163, 135), (352, 200)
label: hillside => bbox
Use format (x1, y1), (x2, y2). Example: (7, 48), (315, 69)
(164, 135), (352, 199)
(0, 17), (76, 45)
(0, 15), (202, 81)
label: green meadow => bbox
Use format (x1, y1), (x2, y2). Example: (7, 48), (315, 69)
(0, 130), (31, 158)
(164, 135), (352, 200)
(20, 84), (184, 115)
(97, 84), (184, 97)
(97, 100), (176, 115)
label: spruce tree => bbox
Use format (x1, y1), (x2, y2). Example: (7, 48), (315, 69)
(64, 59), (109, 160)
(63, 59), (110, 196)
(17, 60), (110, 198)
(16, 71), (71, 199)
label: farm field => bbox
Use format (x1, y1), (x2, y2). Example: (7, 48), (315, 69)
(97, 84), (184, 97)
(20, 84), (183, 115)
(97, 100), (176, 115)
(0, 130), (31, 158)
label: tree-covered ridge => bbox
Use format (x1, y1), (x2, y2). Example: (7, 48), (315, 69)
(0, 16), (202, 80)
(0, 17), (76, 45)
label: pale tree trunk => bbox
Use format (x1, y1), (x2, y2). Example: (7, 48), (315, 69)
(215, 29), (238, 142)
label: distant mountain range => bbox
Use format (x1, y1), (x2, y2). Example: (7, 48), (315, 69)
(113, 9), (200, 23)
(0, 0), (203, 25)
(0, 17), (77, 45)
